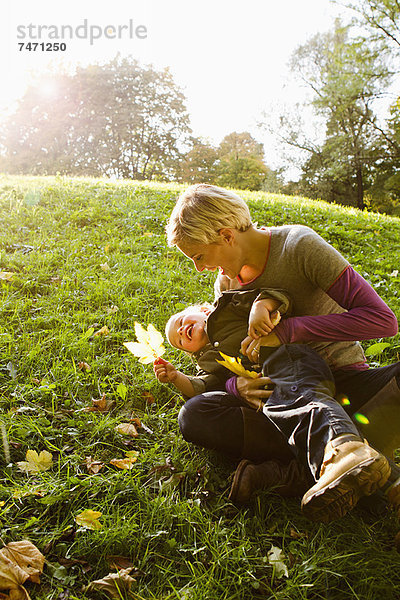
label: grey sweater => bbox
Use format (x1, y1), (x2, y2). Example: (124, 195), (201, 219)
(215, 225), (366, 371)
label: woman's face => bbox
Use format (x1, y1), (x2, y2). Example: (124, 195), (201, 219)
(178, 230), (242, 279)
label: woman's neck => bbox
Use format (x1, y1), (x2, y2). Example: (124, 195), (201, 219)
(237, 226), (270, 284)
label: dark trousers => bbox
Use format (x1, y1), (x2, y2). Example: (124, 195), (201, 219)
(259, 345), (360, 480)
(178, 345), (400, 477)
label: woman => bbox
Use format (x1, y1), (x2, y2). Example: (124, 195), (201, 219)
(165, 184), (400, 515)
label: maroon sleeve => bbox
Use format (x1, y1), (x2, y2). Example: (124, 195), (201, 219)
(275, 266), (398, 343)
(225, 376), (242, 398)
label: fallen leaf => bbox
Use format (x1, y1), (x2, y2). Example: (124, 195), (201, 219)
(84, 393), (113, 413)
(0, 540), (45, 598)
(85, 456), (105, 475)
(0, 540), (45, 584)
(94, 325), (110, 337)
(0, 272), (14, 281)
(106, 305), (119, 315)
(289, 528), (308, 540)
(78, 362), (91, 372)
(142, 391), (155, 405)
(124, 451), (139, 460)
(85, 568), (136, 598)
(123, 322), (165, 364)
(110, 457), (137, 470)
(17, 450), (53, 474)
(267, 545), (289, 578)
(115, 423), (138, 438)
(107, 556), (135, 570)
(75, 510), (102, 530)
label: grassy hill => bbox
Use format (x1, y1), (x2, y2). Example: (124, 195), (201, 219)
(0, 174), (399, 599)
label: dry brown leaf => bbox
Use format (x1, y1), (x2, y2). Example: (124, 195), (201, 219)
(107, 556), (135, 570)
(84, 393), (113, 413)
(110, 457), (137, 470)
(93, 325), (109, 337)
(0, 541), (45, 585)
(0, 540), (45, 599)
(289, 528), (308, 540)
(142, 391), (155, 405)
(85, 568), (136, 598)
(115, 423), (138, 438)
(85, 456), (105, 475)
(78, 362), (91, 372)
(129, 416), (142, 428)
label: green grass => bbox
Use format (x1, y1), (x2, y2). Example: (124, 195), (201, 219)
(0, 174), (400, 599)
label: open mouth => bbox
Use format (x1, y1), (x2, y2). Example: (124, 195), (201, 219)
(186, 324), (194, 340)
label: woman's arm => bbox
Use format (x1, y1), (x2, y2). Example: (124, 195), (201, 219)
(274, 266), (398, 343)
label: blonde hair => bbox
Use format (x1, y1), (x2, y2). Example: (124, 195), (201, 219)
(166, 184), (252, 247)
(165, 303), (211, 352)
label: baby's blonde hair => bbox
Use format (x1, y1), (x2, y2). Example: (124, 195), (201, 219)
(166, 184), (252, 247)
(165, 303), (211, 352)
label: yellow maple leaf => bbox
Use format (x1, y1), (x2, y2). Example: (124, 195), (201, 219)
(123, 322), (165, 364)
(110, 457), (137, 470)
(75, 509), (103, 530)
(215, 352), (259, 379)
(17, 450), (53, 474)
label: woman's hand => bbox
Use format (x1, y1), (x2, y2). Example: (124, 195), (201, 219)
(153, 358), (178, 384)
(248, 299), (281, 339)
(236, 374), (274, 410)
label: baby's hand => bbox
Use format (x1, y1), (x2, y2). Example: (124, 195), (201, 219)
(248, 299), (281, 339)
(241, 330), (281, 362)
(153, 358), (179, 384)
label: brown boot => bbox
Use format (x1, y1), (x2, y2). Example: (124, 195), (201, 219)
(301, 434), (390, 523)
(229, 458), (309, 505)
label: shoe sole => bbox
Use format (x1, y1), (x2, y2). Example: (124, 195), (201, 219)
(228, 459), (251, 504)
(301, 454), (390, 523)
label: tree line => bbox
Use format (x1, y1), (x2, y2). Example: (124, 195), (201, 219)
(0, 56), (277, 193)
(0, 0), (399, 212)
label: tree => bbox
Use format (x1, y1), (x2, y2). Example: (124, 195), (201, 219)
(216, 131), (270, 191)
(176, 138), (219, 183)
(367, 96), (400, 213)
(0, 56), (191, 180)
(343, 0), (400, 50)
(264, 23), (391, 209)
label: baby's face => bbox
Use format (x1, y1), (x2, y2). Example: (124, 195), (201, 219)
(168, 309), (209, 353)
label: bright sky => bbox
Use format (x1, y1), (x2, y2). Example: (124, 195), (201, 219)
(1, 0), (355, 172)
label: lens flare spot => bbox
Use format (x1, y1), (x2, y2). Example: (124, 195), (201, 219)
(338, 394), (351, 406)
(354, 413), (369, 425)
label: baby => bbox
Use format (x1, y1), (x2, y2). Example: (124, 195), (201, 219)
(154, 288), (287, 404)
